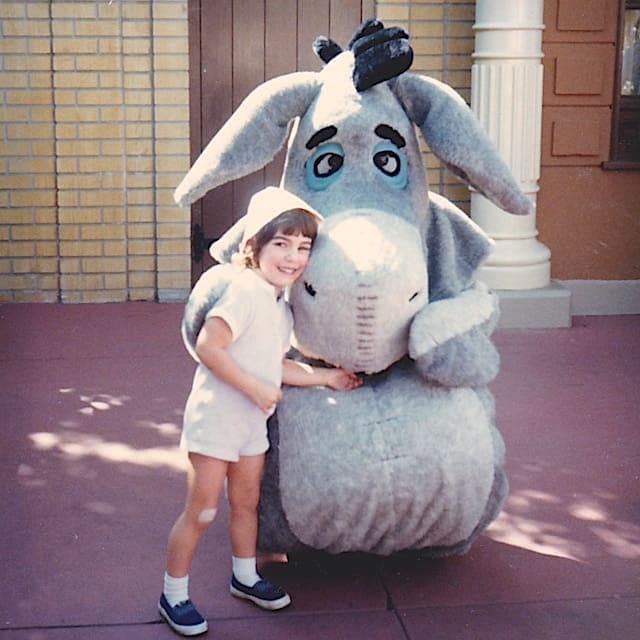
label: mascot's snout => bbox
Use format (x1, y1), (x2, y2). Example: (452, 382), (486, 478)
(290, 209), (427, 374)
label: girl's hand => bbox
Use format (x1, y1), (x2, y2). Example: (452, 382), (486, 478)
(249, 379), (283, 414)
(325, 368), (362, 391)
(281, 359), (362, 391)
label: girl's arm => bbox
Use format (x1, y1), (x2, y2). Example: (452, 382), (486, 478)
(282, 359), (362, 391)
(195, 317), (282, 414)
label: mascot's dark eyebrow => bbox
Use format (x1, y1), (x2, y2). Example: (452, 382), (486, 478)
(305, 123), (405, 150)
(375, 124), (406, 148)
(305, 125), (338, 150)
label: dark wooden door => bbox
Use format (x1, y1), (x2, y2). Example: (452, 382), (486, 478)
(188, 0), (374, 281)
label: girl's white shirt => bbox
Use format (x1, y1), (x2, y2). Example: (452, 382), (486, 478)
(181, 267), (293, 456)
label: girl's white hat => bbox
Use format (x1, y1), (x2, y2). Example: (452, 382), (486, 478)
(240, 186), (322, 248)
(209, 186), (322, 261)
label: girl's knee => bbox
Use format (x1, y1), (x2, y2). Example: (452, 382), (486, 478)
(180, 505), (218, 532)
(197, 507), (218, 524)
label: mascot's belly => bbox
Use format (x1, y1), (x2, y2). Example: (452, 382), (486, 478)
(277, 360), (496, 555)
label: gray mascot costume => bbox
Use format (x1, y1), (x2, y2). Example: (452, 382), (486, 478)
(177, 21), (531, 557)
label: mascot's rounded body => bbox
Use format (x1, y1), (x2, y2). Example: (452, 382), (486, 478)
(177, 21), (530, 557)
(260, 363), (506, 556)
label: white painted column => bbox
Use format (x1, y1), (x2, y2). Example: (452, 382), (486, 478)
(471, 0), (550, 290)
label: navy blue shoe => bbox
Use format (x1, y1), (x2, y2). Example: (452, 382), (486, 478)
(158, 593), (208, 636)
(230, 575), (291, 610)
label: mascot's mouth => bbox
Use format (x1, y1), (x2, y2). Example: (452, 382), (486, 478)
(306, 279), (420, 305)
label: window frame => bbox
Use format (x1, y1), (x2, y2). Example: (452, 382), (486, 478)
(607, 0), (640, 168)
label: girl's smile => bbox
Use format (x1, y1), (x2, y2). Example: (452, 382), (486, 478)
(254, 232), (312, 294)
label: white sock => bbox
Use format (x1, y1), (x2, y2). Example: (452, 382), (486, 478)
(232, 556), (260, 587)
(163, 572), (189, 606)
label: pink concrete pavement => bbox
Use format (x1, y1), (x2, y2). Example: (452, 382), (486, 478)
(1, 303), (638, 639)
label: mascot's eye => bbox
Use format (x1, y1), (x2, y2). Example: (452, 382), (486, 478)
(374, 150), (400, 176)
(372, 141), (407, 189)
(305, 142), (344, 191)
(314, 153), (343, 177)
(409, 291), (419, 302)
(304, 281), (317, 297)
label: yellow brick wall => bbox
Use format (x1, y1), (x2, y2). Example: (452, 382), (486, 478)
(378, 0), (476, 210)
(0, 0), (190, 302)
(0, 1), (475, 303)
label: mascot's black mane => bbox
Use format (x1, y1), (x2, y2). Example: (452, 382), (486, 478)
(313, 19), (413, 91)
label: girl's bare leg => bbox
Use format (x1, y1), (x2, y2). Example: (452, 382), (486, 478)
(226, 454), (291, 610)
(166, 452), (228, 578)
(227, 453), (265, 558)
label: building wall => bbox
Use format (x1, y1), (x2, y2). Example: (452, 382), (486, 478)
(3, 1), (636, 304)
(0, 1), (514, 302)
(538, 0), (640, 281)
(0, 0), (190, 302)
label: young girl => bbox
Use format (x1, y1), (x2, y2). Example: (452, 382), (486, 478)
(159, 187), (361, 636)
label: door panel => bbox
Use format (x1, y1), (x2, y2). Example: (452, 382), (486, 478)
(188, 0), (373, 280)
(541, 0), (616, 166)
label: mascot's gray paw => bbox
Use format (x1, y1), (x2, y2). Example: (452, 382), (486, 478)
(414, 327), (500, 387)
(181, 264), (235, 360)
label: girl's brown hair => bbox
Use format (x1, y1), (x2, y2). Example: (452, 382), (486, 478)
(240, 208), (319, 268)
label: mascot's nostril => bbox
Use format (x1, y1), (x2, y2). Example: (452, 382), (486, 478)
(304, 281), (317, 297)
(409, 291), (419, 302)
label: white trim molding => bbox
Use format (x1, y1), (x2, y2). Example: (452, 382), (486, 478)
(495, 280), (640, 328)
(562, 280), (640, 316)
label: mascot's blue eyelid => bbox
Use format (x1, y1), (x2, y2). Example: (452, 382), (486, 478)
(305, 142), (344, 190)
(373, 141), (407, 188)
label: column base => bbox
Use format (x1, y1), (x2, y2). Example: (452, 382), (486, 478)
(478, 260), (550, 290)
(476, 236), (552, 290)
(494, 281), (572, 328)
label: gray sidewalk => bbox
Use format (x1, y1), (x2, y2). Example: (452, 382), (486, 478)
(1, 303), (638, 639)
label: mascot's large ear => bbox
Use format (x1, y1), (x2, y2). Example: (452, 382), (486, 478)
(174, 72), (321, 207)
(392, 73), (532, 217)
(426, 192), (494, 300)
